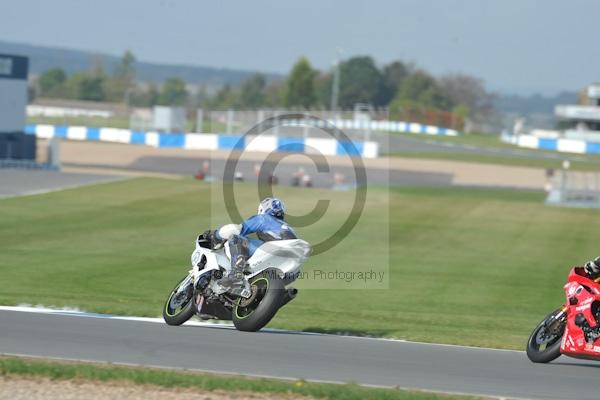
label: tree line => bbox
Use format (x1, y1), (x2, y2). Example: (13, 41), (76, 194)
(35, 51), (188, 106)
(34, 51), (494, 128)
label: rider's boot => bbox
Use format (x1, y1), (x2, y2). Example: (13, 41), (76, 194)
(218, 255), (247, 290)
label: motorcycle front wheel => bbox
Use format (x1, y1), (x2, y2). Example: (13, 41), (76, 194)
(163, 274), (196, 326)
(232, 270), (285, 332)
(526, 308), (566, 363)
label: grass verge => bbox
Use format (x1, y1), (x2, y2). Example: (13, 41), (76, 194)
(27, 116), (232, 133)
(390, 132), (515, 150)
(387, 151), (600, 171)
(0, 356), (480, 400)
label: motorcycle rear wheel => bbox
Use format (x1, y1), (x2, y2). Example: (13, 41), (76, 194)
(163, 274), (196, 326)
(232, 270), (285, 332)
(526, 308), (565, 363)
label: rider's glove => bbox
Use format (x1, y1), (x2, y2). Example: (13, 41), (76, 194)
(201, 230), (212, 242)
(584, 257), (600, 277)
(209, 230), (225, 250)
(200, 230), (224, 250)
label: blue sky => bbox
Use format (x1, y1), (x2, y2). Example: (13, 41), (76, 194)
(1, 0), (598, 95)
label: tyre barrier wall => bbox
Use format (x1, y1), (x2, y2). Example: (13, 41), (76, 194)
(502, 133), (600, 155)
(25, 124), (379, 158)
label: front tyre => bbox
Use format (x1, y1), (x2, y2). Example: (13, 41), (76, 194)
(232, 270), (285, 332)
(163, 274), (196, 326)
(526, 308), (566, 363)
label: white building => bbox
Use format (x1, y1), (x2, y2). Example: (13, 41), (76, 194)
(554, 84), (600, 141)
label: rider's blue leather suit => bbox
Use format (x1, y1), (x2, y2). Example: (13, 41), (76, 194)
(216, 214), (298, 264)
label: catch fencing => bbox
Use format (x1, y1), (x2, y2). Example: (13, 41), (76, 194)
(546, 170), (600, 208)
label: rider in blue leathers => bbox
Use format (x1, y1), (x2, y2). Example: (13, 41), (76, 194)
(210, 197), (297, 289)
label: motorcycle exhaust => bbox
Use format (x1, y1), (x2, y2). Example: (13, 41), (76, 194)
(281, 287), (298, 307)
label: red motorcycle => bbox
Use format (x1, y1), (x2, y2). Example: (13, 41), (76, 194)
(527, 267), (600, 363)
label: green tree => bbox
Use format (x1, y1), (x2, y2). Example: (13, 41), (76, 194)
(205, 84), (239, 109)
(158, 78), (188, 106)
(38, 68), (67, 97)
(130, 83), (160, 107)
(337, 56), (383, 108)
(239, 73), (266, 108)
(314, 72), (333, 108)
(78, 74), (106, 101)
(264, 81), (285, 107)
(439, 73), (493, 120)
(377, 61), (410, 106)
(284, 57), (317, 108)
(391, 70), (450, 111)
(146, 83), (160, 106)
(107, 50), (137, 103)
(114, 50), (136, 80)
(65, 70), (106, 102)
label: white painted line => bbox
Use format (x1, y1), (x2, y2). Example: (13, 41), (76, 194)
(0, 177), (130, 200)
(0, 305), (234, 329)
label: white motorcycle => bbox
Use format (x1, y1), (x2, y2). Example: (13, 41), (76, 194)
(162, 232), (311, 332)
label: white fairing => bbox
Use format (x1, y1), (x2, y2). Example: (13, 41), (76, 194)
(190, 238), (311, 286)
(246, 239), (311, 278)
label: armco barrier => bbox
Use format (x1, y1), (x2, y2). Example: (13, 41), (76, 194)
(502, 133), (600, 155)
(24, 125), (379, 158)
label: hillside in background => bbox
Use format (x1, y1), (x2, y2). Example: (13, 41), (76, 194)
(1, 40), (583, 131)
(0, 40), (281, 86)
(493, 91), (578, 130)
(493, 91), (577, 115)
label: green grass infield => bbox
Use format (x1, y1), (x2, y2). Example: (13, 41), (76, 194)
(1, 178), (596, 349)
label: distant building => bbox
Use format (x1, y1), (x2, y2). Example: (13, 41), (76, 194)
(554, 84), (600, 141)
(0, 54), (28, 134)
(516, 83), (600, 142)
(0, 54), (35, 160)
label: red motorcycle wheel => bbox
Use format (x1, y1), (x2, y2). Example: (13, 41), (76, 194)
(526, 308), (565, 363)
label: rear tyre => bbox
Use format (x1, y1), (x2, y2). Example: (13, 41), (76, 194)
(232, 270), (285, 332)
(526, 308), (565, 363)
(163, 275), (196, 326)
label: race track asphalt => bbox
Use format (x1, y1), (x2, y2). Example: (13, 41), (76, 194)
(1, 309), (598, 400)
(64, 156), (454, 189)
(375, 133), (600, 164)
(0, 170), (121, 198)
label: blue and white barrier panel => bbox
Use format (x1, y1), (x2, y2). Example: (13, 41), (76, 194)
(502, 133), (600, 155)
(25, 125), (379, 158)
(375, 120), (458, 136)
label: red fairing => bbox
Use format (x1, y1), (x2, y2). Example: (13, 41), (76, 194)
(560, 267), (600, 357)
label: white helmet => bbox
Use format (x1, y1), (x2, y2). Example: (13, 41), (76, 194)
(258, 197), (286, 219)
